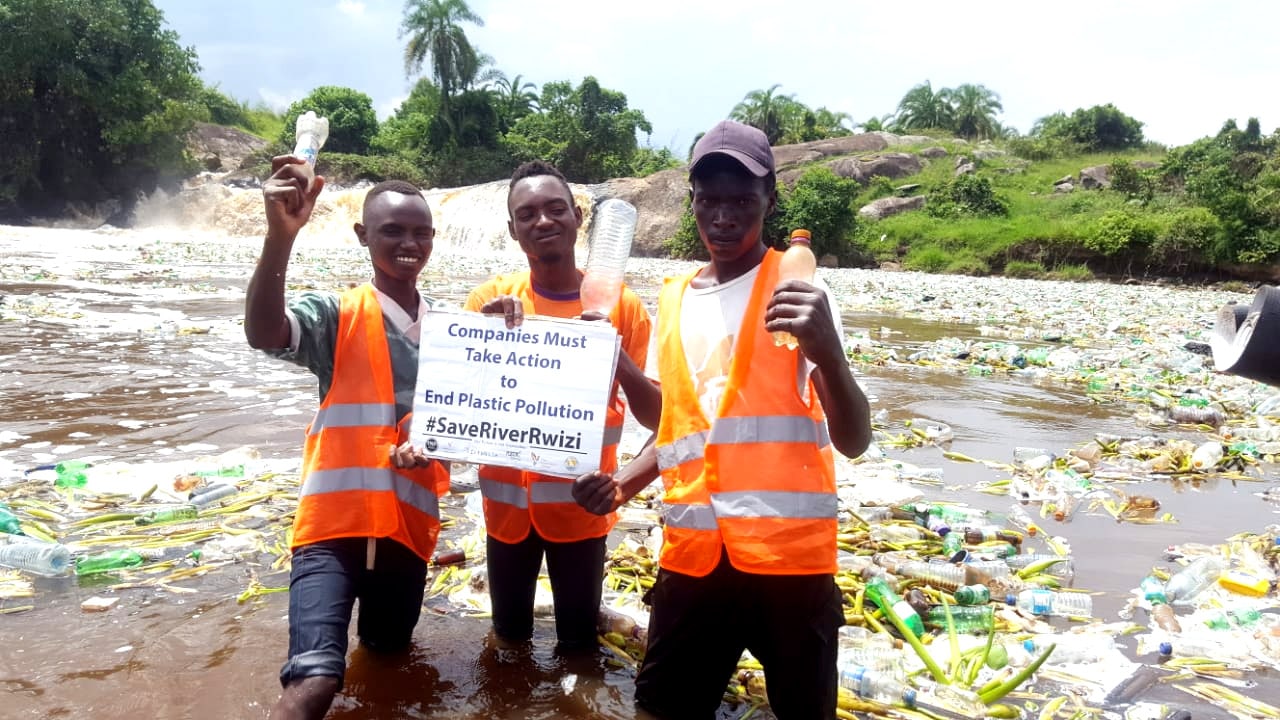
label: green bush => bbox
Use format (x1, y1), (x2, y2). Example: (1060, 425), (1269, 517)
(1004, 260), (1045, 278)
(1087, 211), (1158, 255)
(1034, 104), (1145, 152)
(1108, 158), (1152, 199)
(200, 85), (248, 127)
(280, 86), (379, 155)
(1048, 263), (1093, 282)
(663, 198), (707, 260)
(780, 166), (860, 258)
(944, 252), (989, 275)
(1151, 206), (1220, 269)
(926, 174), (1009, 218)
(1006, 135), (1082, 160)
(903, 245), (951, 273)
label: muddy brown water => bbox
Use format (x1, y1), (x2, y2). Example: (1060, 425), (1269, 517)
(1, 227), (1276, 719)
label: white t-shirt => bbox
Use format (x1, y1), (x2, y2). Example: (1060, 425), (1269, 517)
(645, 266), (844, 420)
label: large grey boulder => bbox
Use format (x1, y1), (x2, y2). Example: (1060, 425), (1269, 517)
(1079, 165), (1111, 190)
(859, 195), (926, 220)
(187, 122), (269, 174)
(593, 167), (688, 257)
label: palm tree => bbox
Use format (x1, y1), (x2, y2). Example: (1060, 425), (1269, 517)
(489, 72), (539, 131)
(399, 0), (484, 100)
(948, 83), (1003, 140)
(894, 80), (954, 132)
(730, 84), (796, 144)
(811, 107), (854, 137)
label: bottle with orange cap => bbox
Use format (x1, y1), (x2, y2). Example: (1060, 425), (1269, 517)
(772, 228), (816, 349)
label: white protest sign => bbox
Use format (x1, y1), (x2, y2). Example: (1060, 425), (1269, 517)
(412, 309), (620, 477)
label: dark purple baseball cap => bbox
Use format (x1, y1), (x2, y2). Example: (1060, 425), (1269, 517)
(689, 120), (775, 178)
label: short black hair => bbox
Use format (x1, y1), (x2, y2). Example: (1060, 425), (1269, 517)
(689, 154), (776, 195)
(509, 160), (574, 200)
(364, 179), (424, 210)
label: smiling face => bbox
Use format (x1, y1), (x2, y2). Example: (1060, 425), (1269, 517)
(355, 190), (435, 286)
(507, 175), (583, 266)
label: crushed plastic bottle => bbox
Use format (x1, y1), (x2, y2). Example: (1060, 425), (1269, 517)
(1006, 553), (1075, 578)
(1164, 556), (1225, 605)
(837, 626), (904, 680)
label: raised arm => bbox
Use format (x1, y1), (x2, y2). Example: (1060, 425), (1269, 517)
(244, 156), (325, 349)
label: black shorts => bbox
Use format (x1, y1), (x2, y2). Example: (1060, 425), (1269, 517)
(486, 530), (607, 648)
(278, 537), (428, 688)
(635, 551), (844, 720)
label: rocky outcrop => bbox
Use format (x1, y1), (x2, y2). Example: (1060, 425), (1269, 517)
(920, 146), (949, 159)
(771, 133), (890, 170)
(859, 195), (926, 220)
(781, 152), (923, 187)
(1079, 165), (1111, 190)
(593, 167), (688, 257)
(187, 123), (269, 174)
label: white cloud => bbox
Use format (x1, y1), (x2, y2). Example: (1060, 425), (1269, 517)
(336, 0), (365, 18)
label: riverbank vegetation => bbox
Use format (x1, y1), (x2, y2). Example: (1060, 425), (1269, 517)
(3, 0), (1279, 281)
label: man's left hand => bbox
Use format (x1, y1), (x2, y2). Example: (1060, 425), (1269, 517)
(390, 441), (433, 469)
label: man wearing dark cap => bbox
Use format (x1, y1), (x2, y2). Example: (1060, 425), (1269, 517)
(572, 120), (872, 719)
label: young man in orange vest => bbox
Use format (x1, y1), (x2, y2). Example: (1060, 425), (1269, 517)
(246, 156), (450, 720)
(573, 121), (872, 719)
(464, 160), (659, 650)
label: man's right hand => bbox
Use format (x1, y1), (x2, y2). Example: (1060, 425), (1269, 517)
(572, 470), (622, 515)
(263, 155), (325, 240)
(478, 294), (524, 329)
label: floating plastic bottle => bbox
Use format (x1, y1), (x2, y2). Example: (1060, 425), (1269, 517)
(0, 535), (71, 576)
(962, 526), (1022, 547)
(870, 524), (929, 543)
(292, 110), (329, 166)
(865, 576), (925, 637)
(852, 505), (893, 523)
(838, 664), (917, 708)
(1007, 503), (1041, 536)
(1023, 633), (1113, 665)
(1189, 441), (1223, 471)
(1008, 588), (1093, 618)
(190, 484), (239, 507)
(54, 459), (91, 488)
(1141, 575), (1183, 632)
(135, 505), (199, 526)
(1218, 568), (1271, 597)
(579, 198), (637, 316)
(914, 682), (988, 718)
(923, 604), (994, 633)
(0, 504), (24, 535)
(891, 561), (965, 591)
(75, 549), (146, 575)
(953, 584), (991, 605)
(1005, 553), (1074, 578)
(1164, 556), (1225, 605)
(837, 626), (904, 680)
(772, 228), (816, 349)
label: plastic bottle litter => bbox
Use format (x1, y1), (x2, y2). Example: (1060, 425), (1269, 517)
(865, 576), (925, 637)
(54, 459), (91, 488)
(579, 198), (637, 316)
(1164, 555), (1225, 605)
(1024, 633), (1114, 665)
(0, 504), (24, 535)
(0, 534), (71, 576)
(1007, 504), (1041, 537)
(838, 664), (917, 708)
(772, 228), (816, 349)
(1189, 441), (1223, 471)
(953, 584), (991, 605)
(837, 626), (903, 679)
(1141, 575), (1183, 632)
(75, 549), (146, 575)
(1008, 588), (1093, 618)
(852, 505), (893, 523)
(893, 561), (965, 591)
(1006, 553), (1074, 578)
(1218, 568), (1271, 597)
(870, 524), (929, 543)
(923, 604), (994, 633)
(189, 484), (239, 507)
(961, 526), (1022, 546)
(292, 110), (329, 166)
(195, 464), (245, 479)
(942, 532), (964, 557)
(135, 505), (199, 526)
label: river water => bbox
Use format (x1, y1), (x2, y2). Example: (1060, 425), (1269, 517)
(1, 185), (1278, 719)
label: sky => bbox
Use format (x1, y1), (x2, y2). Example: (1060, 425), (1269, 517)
(154, 0), (1279, 154)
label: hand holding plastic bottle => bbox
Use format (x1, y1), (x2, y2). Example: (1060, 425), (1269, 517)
(263, 111), (329, 241)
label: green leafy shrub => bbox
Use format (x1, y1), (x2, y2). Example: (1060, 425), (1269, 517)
(1033, 104), (1145, 152)
(1151, 206), (1221, 269)
(944, 252), (989, 275)
(1006, 135), (1082, 160)
(903, 245), (951, 273)
(663, 198), (707, 260)
(1004, 260), (1045, 278)
(1087, 211), (1158, 255)
(200, 85), (248, 127)
(280, 86), (379, 155)
(927, 174), (1009, 218)
(1108, 158), (1152, 199)
(780, 166), (860, 258)
(1048, 263), (1093, 282)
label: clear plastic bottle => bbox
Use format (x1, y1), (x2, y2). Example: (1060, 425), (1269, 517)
(1009, 588), (1093, 617)
(1005, 553), (1074, 578)
(1163, 556), (1225, 605)
(580, 198), (637, 315)
(135, 505), (199, 526)
(74, 549), (146, 575)
(915, 682), (988, 718)
(865, 576), (925, 637)
(1007, 503), (1042, 537)
(870, 524), (929, 543)
(838, 664), (917, 708)
(963, 559), (1012, 581)
(892, 560), (965, 591)
(0, 535), (71, 576)
(772, 228), (816, 349)
(852, 505), (893, 523)
(1023, 633), (1113, 665)
(292, 110), (330, 166)
(923, 604), (994, 633)
(837, 626), (904, 680)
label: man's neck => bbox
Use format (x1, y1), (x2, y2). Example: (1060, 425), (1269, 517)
(372, 277), (420, 319)
(696, 243), (768, 288)
(528, 257), (580, 296)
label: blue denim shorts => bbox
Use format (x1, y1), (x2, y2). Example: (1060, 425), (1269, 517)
(278, 537), (428, 688)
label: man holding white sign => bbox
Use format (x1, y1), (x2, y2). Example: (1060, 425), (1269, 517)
(463, 161), (657, 651)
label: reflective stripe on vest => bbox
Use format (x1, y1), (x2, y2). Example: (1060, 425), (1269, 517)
(657, 430), (708, 470)
(479, 476), (528, 510)
(663, 502), (717, 530)
(708, 415), (831, 448)
(303, 466), (441, 519)
(307, 402), (395, 435)
(530, 481), (575, 504)
(711, 490), (837, 519)
(603, 424), (623, 448)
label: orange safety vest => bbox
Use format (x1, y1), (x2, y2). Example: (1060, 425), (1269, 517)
(475, 275), (630, 544)
(654, 249), (837, 577)
(292, 284), (449, 563)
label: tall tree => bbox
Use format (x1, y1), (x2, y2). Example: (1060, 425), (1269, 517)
(894, 80), (953, 132)
(730, 84), (795, 144)
(490, 73), (539, 132)
(399, 0), (484, 100)
(948, 83), (1003, 140)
